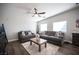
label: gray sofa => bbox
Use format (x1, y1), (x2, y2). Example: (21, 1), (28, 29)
(39, 31), (64, 46)
(18, 31), (35, 43)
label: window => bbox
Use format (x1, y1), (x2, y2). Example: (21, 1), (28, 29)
(40, 23), (47, 32)
(53, 21), (67, 32)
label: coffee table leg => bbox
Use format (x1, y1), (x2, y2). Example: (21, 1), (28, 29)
(30, 41), (32, 45)
(45, 42), (47, 48)
(39, 45), (41, 52)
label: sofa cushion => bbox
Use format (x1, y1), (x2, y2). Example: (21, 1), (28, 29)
(45, 31), (56, 36)
(48, 36), (59, 39)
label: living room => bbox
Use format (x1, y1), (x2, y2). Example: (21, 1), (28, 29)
(0, 3), (79, 55)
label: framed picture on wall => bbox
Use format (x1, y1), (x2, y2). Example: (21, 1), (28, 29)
(76, 19), (79, 28)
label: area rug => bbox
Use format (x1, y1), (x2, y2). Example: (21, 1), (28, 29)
(21, 41), (60, 55)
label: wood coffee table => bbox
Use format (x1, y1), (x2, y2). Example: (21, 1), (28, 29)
(30, 38), (47, 52)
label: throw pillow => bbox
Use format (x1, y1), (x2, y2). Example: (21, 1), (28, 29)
(58, 31), (64, 38)
(22, 31), (25, 36)
(55, 32), (60, 37)
(28, 31), (32, 35)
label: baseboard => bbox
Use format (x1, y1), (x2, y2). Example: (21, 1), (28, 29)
(64, 40), (72, 44)
(8, 39), (18, 42)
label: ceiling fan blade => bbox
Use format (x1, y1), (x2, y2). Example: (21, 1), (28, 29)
(38, 12), (46, 14)
(37, 14), (41, 17)
(33, 8), (38, 14)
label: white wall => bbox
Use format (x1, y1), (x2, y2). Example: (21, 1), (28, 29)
(0, 4), (2, 25)
(38, 7), (79, 42)
(0, 4), (36, 42)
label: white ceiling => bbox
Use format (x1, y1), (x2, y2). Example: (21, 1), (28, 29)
(3, 3), (78, 22)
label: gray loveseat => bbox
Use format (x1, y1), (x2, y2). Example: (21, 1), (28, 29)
(18, 31), (35, 43)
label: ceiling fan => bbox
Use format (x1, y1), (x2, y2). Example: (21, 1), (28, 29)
(17, 6), (46, 17)
(32, 8), (46, 17)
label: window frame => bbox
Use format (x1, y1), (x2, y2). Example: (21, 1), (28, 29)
(53, 21), (67, 32)
(40, 23), (47, 32)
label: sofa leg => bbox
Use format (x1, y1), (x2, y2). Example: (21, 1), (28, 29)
(60, 41), (64, 47)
